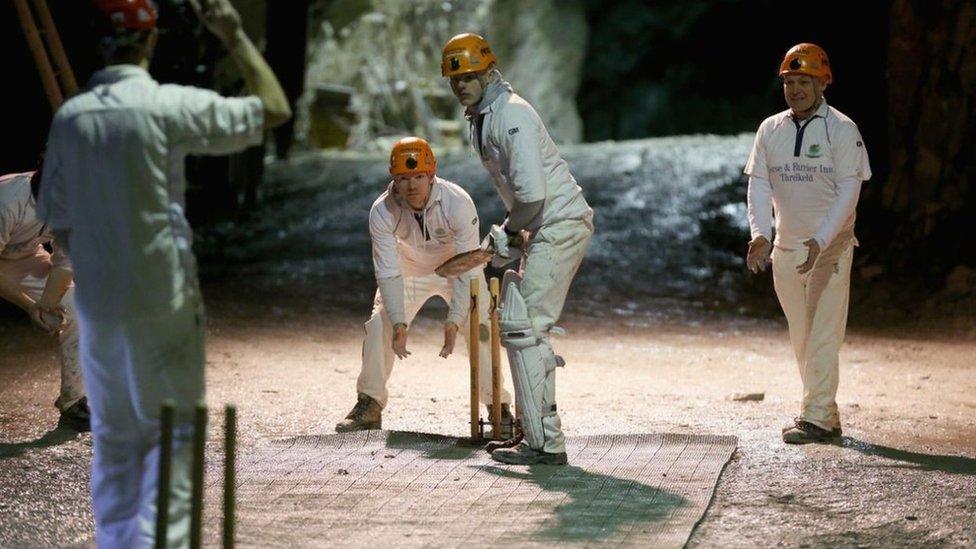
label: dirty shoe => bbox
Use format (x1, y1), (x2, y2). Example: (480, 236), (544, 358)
(486, 403), (516, 440)
(57, 397), (91, 432)
(335, 393), (382, 432)
(782, 418), (840, 444)
(491, 442), (567, 465)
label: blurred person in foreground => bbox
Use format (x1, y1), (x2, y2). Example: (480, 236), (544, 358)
(37, 0), (290, 545)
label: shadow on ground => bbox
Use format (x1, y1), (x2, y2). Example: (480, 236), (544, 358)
(0, 427), (79, 459)
(479, 464), (687, 542)
(841, 437), (976, 475)
(383, 430), (484, 461)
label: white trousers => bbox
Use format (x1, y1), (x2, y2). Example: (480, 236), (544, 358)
(0, 251), (84, 411)
(358, 272), (512, 409)
(516, 217), (593, 454)
(772, 242), (853, 431)
(78, 297), (205, 549)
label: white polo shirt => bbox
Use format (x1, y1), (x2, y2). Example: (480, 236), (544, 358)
(0, 172), (71, 269)
(369, 176), (482, 323)
(469, 84), (592, 229)
(744, 101), (871, 250)
(38, 65), (264, 321)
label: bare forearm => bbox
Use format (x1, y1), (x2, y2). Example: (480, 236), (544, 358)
(225, 29), (292, 129)
(0, 272), (33, 311)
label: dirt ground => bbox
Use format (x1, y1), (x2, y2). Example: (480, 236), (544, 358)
(1, 296), (974, 547)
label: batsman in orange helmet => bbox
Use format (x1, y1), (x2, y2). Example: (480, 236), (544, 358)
(442, 33), (594, 466)
(336, 137), (514, 435)
(745, 43), (871, 444)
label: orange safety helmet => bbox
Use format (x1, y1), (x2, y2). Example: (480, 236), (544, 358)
(389, 137), (436, 176)
(92, 0), (158, 31)
(779, 43), (832, 84)
(441, 33), (497, 77)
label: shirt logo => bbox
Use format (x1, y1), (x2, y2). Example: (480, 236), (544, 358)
(508, 127), (519, 135)
(471, 217), (478, 225)
(856, 141), (863, 148)
(805, 143), (822, 158)
(434, 228), (447, 237)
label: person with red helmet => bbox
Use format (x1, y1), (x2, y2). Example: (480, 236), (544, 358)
(441, 33), (594, 465)
(36, 0), (290, 545)
(744, 43), (871, 444)
(336, 137), (514, 434)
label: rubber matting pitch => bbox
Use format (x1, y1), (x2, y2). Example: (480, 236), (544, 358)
(205, 431), (737, 547)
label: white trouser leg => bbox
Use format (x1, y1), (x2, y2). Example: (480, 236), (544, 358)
(356, 275), (435, 408)
(55, 287), (84, 410)
(445, 273), (512, 406)
(504, 219), (592, 454)
(772, 243), (853, 430)
(17, 272), (85, 411)
(80, 298), (205, 548)
(80, 317), (142, 548)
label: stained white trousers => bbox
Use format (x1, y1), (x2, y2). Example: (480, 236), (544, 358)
(510, 217), (593, 454)
(357, 272), (512, 408)
(772, 242), (854, 431)
(0, 251), (84, 411)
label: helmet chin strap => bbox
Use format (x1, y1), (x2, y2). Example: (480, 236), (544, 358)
(469, 68), (500, 108)
(792, 94), (824, 120)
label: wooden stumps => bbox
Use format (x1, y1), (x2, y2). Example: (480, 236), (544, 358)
(223, 405), (236, 549)
(190, 402), (207, 549)
(469, 278), (480, 441)
(155, 401), (175, 549)
(489, 277), (502, 438)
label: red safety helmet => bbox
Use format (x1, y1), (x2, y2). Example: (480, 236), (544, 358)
(92, 0), (158, 31)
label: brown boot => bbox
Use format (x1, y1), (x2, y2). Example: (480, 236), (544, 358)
(335, 393), (382, 432)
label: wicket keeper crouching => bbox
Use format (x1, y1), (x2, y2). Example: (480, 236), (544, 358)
(336, 137), (513, 434)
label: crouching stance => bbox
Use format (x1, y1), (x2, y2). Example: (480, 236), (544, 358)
(442, 33), (594, 465)
(0, 170), (87, 430)
(337, 138), (513, 432)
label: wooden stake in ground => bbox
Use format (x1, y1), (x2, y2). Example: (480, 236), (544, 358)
(223, 405), (236, 549)
(469, 279), (480, 441)
(190, 403), (207, 549)
(155, 401), (175, 549)
(490, 277), (502, 438)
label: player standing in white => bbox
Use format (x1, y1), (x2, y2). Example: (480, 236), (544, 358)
(441, 33), (594, 465)
(745, 43), (871, 444)
(37, 1), (291, 545)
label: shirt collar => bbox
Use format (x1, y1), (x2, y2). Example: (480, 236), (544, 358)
(87, 64), (154, 87)
(789, 99), (830, 122)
